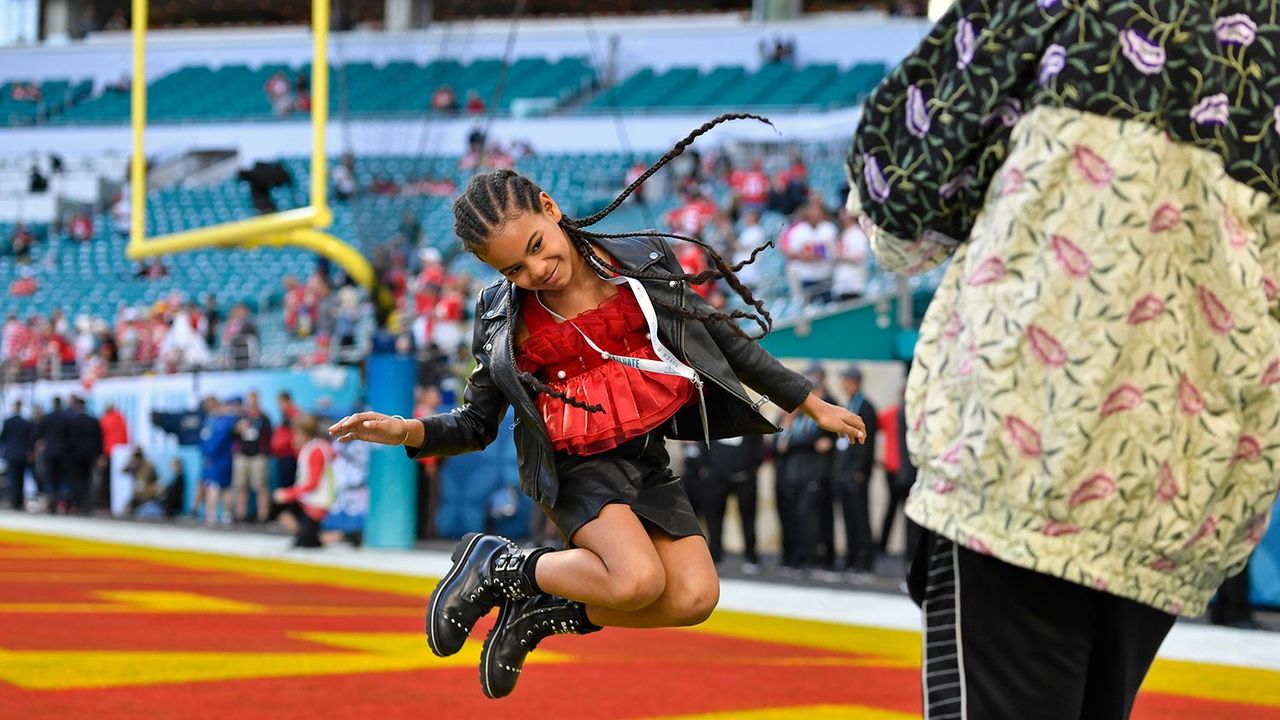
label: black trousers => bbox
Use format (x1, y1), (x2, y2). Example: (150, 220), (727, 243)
(283, 502), (323, 548)
(702, 469), (759, 563)
(878, 475), (911, 553)
(910, 533), (1175, 720)
(5, 459), (26, 508)
(832, 471), (875, 571)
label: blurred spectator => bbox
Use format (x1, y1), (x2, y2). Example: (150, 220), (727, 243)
(1211, 566), (1259, 629)
(105, 73), (131, 94)
(223, 304), (259, 370)
(666, 188), (718, 237)
(96, 403), (129, 508)
(73, 6), (98, 40)
(413, 385), (443, 539)
(66, 396), (103, 514)
(430, 84), (458, 112)
(272, 413), (335, 548)
(2, 400), (33, 510)
(264, 70), (293, 116)
(403, 175), (456, 197)
(157, 305), (211, 371)
(332, 153), (357, 202)
(233, 390), (273, 523)
(1, 312), (27, 364)
(729, 158), (770, 215)
(28, 166), (48, 193)
(294, 72), (311, 112)
(465, 89), (486, 114)
(10, 270), (37, 298)
(161, 457), (186, 517)
(72, 316), (96, 367)
(111, 193), (131, 237)
(333, 285), (361, 349)
(625, 160), (648, 205)
(701, 433), (765, 572)
(398, 212), (422, 246)
(704, 210), (737, 255)
(68, 212), (93, 243)
(733, 209), (767, 288)
(200, 294), (220, 348)
(271, 391), (300, 499)
(124, 448), (161, 516)
(199, 397), (239, 526)
(368, 176), (400, 196)
(10, 223), (35, 262)
(832, 366), (878, 575)
(103, 9), (128, 31)
(833, 209), (871, 302)
(877, 387), (908, 555)
(781, 199), (838, 304)
(11, 82), (42, 101)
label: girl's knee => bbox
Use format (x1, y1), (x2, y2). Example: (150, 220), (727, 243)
(610, 562), (666, 611)
(667, 578), (720, 626)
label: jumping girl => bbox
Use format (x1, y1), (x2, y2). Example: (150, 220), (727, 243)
(329, 114), (866, 699)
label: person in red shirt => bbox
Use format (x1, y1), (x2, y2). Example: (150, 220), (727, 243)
(464, 89), (486, 114)
(272, 413), (334, 548)
(876, 399), (905, 553)
(729, 158), (770, 214)
(97, 403), (130, 508)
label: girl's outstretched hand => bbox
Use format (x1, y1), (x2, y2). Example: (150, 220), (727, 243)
(800, 393), (867, 444)
(328, 412), (415, 446)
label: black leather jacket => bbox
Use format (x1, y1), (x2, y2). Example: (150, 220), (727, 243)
(407, 234), (814, 506)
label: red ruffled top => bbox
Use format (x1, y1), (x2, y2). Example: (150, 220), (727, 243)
(515, 286), (694, 456)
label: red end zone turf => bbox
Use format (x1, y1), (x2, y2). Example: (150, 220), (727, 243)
(0, 530), (1277, 720)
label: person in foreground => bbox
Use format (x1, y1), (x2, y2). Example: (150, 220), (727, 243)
(330, 113), (866, 700)
(847, 2), (1279, 717)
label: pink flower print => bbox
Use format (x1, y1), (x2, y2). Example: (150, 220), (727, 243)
(1231, 435), (1261, 464)
(1262, 358), (1280, 387)
(1148, 203), (1182, 233)
(1156, 462), (1177, 502)
(957, 343), (976, 377)
(1126, 294), (1164, 325)
(942, 442), (964, 464)
(1169, 601), (1184, 615)
(1041, 521), (1081, 537)
(999, 166), (1025, 197)
(1004, 415), (1043, 458)
(943, 311), (963, 340)
(932, 478), (958, 494)
(1264, 276), (1278, 301)
(1151, 557), (1178, 572)
(1246, 513), (1269, 544)
(1177, 374), (1204, 415)
(1197, 286), (1235, 333)
(1072, 144), (1115, 186)
(1026, 324), (1067, 368)
(1092, 578), (1109, 592)
(1120, 29), (1166, 75)
(965, 536), (992, 555)
(1069, 473), (1117, 506)
(1182, 516), (1217, 549)
(1050, 234), (1091, 278)
(1100, 384), (1143, 416)
(966, 256), (1006, 286)
(1224, 210), (1248, 249)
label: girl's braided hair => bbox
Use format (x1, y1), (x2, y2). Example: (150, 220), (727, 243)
(452, 113), (777, 413)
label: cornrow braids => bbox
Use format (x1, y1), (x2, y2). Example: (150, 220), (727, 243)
(451, 112), (781, 414)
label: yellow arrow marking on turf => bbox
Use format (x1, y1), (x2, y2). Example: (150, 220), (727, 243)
(0, 632), (572, 690)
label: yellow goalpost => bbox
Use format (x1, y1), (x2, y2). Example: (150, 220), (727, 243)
(126, 0), (376, 291)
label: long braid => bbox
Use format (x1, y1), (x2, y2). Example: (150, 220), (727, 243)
(451, 114), (782, 414)
(574, 112), (775, 228)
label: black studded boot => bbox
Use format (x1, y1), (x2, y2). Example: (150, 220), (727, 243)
(424, 533), (551, 657)
(479, 594), (601, 699)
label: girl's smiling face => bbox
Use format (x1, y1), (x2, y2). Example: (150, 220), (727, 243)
(477, 191), (578, 292)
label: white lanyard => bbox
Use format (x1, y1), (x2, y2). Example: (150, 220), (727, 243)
(536, 273), (710, 445)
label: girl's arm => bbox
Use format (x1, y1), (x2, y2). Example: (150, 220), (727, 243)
(329, 291), (509, 456)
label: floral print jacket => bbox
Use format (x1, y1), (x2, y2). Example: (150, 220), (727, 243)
(847, 0), (1280, 616)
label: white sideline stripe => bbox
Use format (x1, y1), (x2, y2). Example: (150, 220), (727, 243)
(2, 510), (1279, 671)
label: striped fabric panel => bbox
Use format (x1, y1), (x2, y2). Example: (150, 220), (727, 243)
(921, 538), (966, 720)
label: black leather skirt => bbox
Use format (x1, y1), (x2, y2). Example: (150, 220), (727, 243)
(545, 428), (704, 545)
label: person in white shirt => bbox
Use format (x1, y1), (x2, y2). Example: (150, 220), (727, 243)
(733, 209), (767, 288)
(781, 200), (838, 304)
(833, 209), (871, 302)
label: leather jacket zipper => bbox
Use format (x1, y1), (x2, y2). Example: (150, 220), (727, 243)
(504, 284), (545, 504)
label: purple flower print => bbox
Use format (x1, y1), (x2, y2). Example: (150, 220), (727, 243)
(1120, 29), (1166, 75)
(981, 98), (1023, 128)
(955, 18), (977, 69)
(1037, 0), (1060, 8)
(1274, 105), (1280, 137)
(863, 154), (890, 203)
(1039, 44), (1066, 86)
(1215, 14), (1257, 47)
(906, 84), (930, 138)
(1190, 93), (1230, 126)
